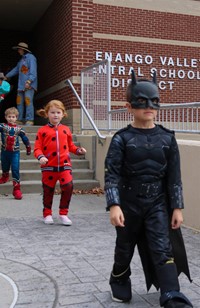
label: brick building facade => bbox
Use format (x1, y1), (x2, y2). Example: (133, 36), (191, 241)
(0, 0), (200, 131)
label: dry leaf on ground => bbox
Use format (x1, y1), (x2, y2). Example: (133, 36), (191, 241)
(54, 187), (104, 196)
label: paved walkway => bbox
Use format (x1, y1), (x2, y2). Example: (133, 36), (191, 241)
(0, 193), (200, 308)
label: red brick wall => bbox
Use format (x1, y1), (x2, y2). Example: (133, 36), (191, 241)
(33, 1), (73, 103)
(93, 4), (200, 105)
(71, 0), (94, 73)
(33, 0), (94, 110)
(93, 39), (200, 104)
(32, 1), (200, 110)
(93, 6), (200, 41)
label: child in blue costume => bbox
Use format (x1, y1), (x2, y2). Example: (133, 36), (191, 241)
(0, 72), (10, 101)
(0, 107), (31, 199)
(104, 71), (193, 307)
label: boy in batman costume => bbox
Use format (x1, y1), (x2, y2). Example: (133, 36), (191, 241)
(104, 71), (193, 307)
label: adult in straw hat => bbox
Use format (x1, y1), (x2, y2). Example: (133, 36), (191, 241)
(5, 42), (37, 125)
(12, 42), (32, 53)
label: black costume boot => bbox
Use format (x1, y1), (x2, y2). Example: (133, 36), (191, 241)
(161, 292), (193, 307)
(109, 266), (132, 302)
(158, 263), (193, 308)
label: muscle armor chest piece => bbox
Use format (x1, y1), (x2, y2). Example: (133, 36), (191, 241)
(120, 127), (171, 181)
(105, 124), (183, 209)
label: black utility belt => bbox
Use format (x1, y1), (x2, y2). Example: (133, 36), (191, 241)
(121, 181), (163, 197)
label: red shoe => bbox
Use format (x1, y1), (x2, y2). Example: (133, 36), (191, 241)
(13, 181), (23, 200)
(0, 172), (9, 184)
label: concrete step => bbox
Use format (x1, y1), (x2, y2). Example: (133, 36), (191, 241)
(0, 126), (100, 193)
(19, 125), (41, 133)
(20, 150), (86, 160)
(19, 140), (81, 149)
(19, 159), (89, 169)
(19, 125), (75, 134)
(19, 125), (78, 139)
(0, 179), (100, 194)
(14, 169), (94, 181)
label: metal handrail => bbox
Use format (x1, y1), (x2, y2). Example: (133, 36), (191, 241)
(66, 79), (200, 136)
(160, 102), (200, 109)
(109, 102), (200, 113)
(65, 79), (106, 142)
(108, 102), (200, 133)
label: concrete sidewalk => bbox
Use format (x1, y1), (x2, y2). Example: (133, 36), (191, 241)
(0, 193), (199, 308)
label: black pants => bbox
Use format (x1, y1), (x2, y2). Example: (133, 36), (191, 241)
(113, 189), (180, 293)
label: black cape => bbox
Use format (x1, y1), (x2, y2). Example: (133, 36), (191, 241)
(137, 225), (192, 291)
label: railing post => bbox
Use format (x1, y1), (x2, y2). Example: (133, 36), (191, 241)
(65, 79), (106, 144)
(107, 60), (112, 131)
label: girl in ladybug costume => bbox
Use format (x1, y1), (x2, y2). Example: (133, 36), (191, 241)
(34, 100), (86, 225)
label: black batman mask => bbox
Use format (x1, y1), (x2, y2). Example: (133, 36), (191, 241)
(128, 71), (160, 110)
